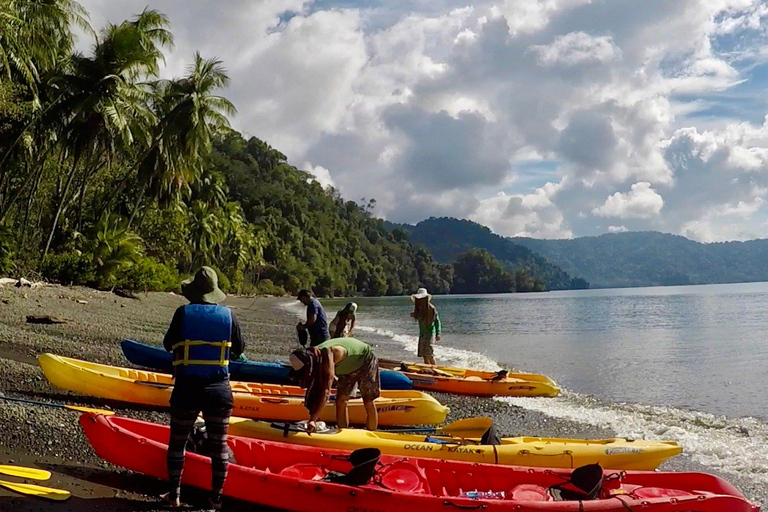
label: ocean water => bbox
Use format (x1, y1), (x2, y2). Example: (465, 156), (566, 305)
(311, 282), (768, 485)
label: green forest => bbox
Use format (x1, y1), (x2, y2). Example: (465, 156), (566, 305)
(2, 2), (579, 297)
(399, 218), (589, 291)
(514, 231), (768, 289)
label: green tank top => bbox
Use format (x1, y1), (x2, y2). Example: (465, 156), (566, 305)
(316, 337), (372, 375)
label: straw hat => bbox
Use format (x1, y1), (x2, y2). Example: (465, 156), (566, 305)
(411, 287), (431, 301)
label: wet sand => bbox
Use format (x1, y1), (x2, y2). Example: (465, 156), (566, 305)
(0, 285), (763, 510)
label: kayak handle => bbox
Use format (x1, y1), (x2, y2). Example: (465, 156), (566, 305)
(443, 501), (487, 509)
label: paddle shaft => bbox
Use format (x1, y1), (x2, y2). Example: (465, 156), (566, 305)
(0, 393), (114, 415)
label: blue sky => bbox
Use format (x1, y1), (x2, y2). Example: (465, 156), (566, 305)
(79, 0), (768, 242)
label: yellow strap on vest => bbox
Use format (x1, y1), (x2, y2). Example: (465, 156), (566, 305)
(172, 340), (232, 367)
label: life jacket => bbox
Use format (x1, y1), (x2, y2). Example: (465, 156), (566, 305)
(172, 304), (232, 379)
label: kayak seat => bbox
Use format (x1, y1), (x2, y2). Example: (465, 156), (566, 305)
(548, 464), (603, 501)
(507, 484), (550, 501)
(377, 461), (430, 494)
(323, 448), (381, 486)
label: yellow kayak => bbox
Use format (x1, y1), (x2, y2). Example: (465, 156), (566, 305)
(379, 360), (560, 397)
(38, 354), (449, 426)
(228, 419), (681, 470)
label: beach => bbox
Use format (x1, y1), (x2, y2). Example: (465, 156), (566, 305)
(0, 284), (763, 511)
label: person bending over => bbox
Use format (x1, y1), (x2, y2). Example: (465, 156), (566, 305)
(329, 302), (357, 338)
(289, 337), (380, 433)
(162, 266), (244, 511)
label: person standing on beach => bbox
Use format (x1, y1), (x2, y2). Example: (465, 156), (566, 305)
(288, 337), (380, 432)
(162, 266), (245, 511)
(411, 287), (441, 365)
(296, 289), (330, 347)
(329, 302), (357, 338)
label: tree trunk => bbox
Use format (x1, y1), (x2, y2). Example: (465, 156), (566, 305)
(18, 166), (44, 251)
(0, 148), (50, 225)
(41, 154), (80, 262)
(126, 182), (147, 229)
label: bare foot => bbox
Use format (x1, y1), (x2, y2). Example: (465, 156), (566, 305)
(159, 492), (181, 508)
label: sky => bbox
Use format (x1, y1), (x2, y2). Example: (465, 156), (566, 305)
(76, 0), (768, 242)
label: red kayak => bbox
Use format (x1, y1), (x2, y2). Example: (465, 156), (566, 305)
(79, 414), (759, 512)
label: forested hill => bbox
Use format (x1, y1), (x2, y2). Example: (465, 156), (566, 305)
(513, 231), (768, 289)
(208, 132), (454, 296)
(396, 218), (589, 290)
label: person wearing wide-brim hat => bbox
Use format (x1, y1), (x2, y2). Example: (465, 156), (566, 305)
(410, 288), (441, 365)
(161, 266), (245, 511)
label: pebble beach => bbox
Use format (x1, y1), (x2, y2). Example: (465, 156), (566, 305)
(0, 284), (763, 511)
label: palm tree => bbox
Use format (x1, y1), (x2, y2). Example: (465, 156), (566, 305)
(127, 52), (236, 227)
(40, 9), (173, 260)
(0, 0), (90, 92)
(0, 0), (91, 215)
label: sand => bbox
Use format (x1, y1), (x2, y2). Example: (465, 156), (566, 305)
(0, 285), (763, 511)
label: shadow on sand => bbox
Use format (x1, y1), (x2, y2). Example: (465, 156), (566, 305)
(26, 462), (272, 512)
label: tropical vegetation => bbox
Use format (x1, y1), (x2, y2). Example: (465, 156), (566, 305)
(0, 1), (588, 296)
(399, 218), (589, 291)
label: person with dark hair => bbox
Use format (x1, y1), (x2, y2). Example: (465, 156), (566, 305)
(289, 337), (380, 433)
(329, 302), (357, 338)
(296, 289), (330, 347)
(161, 266), (245, 511)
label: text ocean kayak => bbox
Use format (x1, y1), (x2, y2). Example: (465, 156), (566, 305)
(80, 414), (757, 512)
(379, 360), (559, 397)
(122, 339), (413, 390)
(38, 354), (448, 426)
(227, 419), (681, 470)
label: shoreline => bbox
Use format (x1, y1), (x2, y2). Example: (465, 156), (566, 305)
(0, 285), (763, 510)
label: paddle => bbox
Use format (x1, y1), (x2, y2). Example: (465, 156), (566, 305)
(384, 417), (493, 438)
(272, 417), (493, 439)
(0, 479), (70, 501)
(0, 393), (115, 416)
(0, 465), (51, 481)
(133, 380), (173, 388)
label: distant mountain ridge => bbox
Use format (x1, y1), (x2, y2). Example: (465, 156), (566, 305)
(394, 217), (589, 290)
(513, 231), (768, 289)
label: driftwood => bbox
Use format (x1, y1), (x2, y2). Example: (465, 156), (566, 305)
(113, 288), (139, 300)
(26, 315), (68, 325)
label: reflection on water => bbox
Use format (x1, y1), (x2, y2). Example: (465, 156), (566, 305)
(326, 282), (768, 419)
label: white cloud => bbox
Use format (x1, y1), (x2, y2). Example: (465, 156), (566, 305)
(608, 225), (628, 233)
(531, 32), (622, 67)
(302, 162), (335, 189)
(76, 0), (768, 241)
(592, 182), (664, 219)
(471, 181), (573, 238)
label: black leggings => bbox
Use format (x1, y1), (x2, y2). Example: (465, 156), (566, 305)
(167, 406), (232, 501)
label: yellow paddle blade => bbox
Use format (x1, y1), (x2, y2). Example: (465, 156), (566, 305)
(0, 479), (70, 501)
(440, 417), (493, 438)
(0, 465), (50, 481)
(66, 405), (114, 416)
